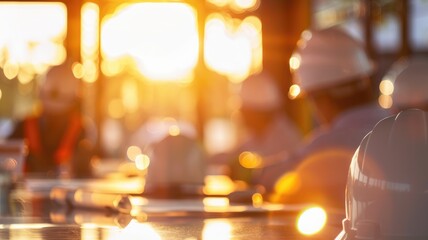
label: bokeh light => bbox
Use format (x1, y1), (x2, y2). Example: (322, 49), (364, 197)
(239, 151), (262, 169)
(297, 206), (327, 236)
(288, 84), (301, 100)
(378, 94), (393, 109)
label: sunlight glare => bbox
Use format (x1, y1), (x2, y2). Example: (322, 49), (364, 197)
(204, 14), (262, 83)
(0, 2), (67, 80)
(297, 207), (327, 236)
(203, 220), (232, 240)
(203, 175), (235, 195)
(101, 3), (198, 82)
(106, 220), (161, 240)
(207, 0), (260, 12)
(81, 2), (99, 83)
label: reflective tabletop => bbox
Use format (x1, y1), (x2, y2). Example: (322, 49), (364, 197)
(0, 177), (344, 240)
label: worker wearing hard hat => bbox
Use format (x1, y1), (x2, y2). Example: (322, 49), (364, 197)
(211, 71), (302, 185)
(9, 60), (97, 178)
(336, 108), (428, 240)
(258, 26), (391, 209)
(379, 56), (428, 112)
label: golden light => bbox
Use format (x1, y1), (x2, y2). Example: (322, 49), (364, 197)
(273, 171), (301, 196)
(126, 146), (142, 161)
(106, 220), (161, 240)
(0, 89), (2, 100)
(239, 151), (262, 169)
(101, 3), (199, 82)
(74, 189), (84, 202)
(3, 62), (19, 80)
(135, 154), (150, 170)
(234, 0), (259, 10)
(288, 84), (301, 100)
(72, 62), (84, 79)
(379, 79), (394, 96)
(203, 220), (232, 240)
(203, 175), (235, 195)
(378, 94), (393, 109)
(230, 0), (260, 13)
(108, 99), (125, 119)
(203, 197), (231, 212)
(204, 118), (237, 155)
(204, 14), (262, 83)
(296, 206), (327, 236)
(207, 0), (260, 12)
(101, 59), (124, 77)
(8, 223), (55, 229)
(168, 125), (181, 136)
(81, 226), (99, 240)
(0, 2), (67, 80)
(206, 0), (229, 8)
(252, 192), (263, 207)
(81, 2), (99, 83)
(203, 197), (230, 207)
(289, 53), (301, 72)
(122, 80), (139, 113)
(17, 71), (33, 85)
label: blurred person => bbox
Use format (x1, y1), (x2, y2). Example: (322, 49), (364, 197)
(336, 108), (428, 240)
(0, 118), (14, 140)
(210, 71), (302, 186)
(142, 128), (207, 198)
(380, 55), (428, 112)
(258, 26), (391, 209)
(8, 60), (97, 179)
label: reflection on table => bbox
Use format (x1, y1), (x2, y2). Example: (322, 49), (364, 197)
(0, 175), (344, 240)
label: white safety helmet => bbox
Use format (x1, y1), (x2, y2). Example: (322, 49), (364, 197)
(336, 108), (428, 240)
(380, 56), (428, 110)
(290, 26), (374, 93)
(39, 60), (80, 114)
(239, 71), (282, 111)
(144, 132), (206, 194)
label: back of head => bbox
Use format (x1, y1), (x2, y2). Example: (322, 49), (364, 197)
(144, 131), (206, 196)
(290, 26), (373, 94)
(381, 56), (428, 111)
(337, 109), (428, 239)
(239, 71), (282, 111)
(39, 59), (81, 115)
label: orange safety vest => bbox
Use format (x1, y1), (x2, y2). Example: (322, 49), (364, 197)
(24, 113), (82, 171)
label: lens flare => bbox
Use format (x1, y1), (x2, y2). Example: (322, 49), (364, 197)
(297, 206), (327, 236)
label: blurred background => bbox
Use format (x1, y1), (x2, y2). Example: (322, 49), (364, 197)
(0, 0), (426, 163)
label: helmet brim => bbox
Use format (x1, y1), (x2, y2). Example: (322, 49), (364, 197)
(335, 230), (347, 240)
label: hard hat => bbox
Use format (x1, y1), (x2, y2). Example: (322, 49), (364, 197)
(39, 60), (80, 114)
(336, 108), (428, 240)
(239, 71), (282, 110)
(381, 56), (428, 109)
(144, 132), (206, 194)
(290, 27), (374, 93)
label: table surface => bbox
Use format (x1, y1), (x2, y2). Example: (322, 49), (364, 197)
(0, 177), (344, 240)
